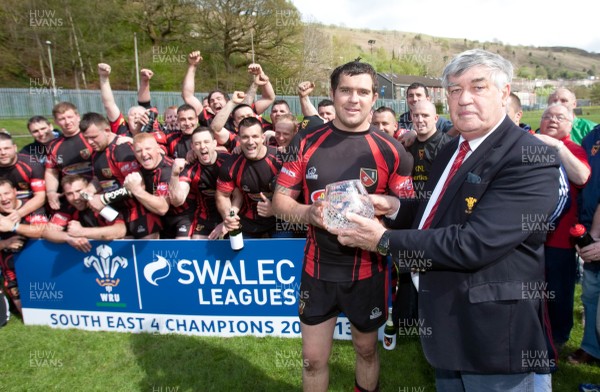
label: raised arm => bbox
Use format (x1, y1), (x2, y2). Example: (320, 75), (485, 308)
(298, 81), (319, 118)
(210, 91), (245, 145)
(168, 158), (190, 207)
(98, 63), (121, 122)
(181, 51), (204, 115)
(246, 64), (275, 115)
(138, 68), (154, 105)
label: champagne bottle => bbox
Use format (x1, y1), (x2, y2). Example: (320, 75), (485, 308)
(229, 210), (244, 251)
(570, 224), (595, 248)
(383, 306), (396, 350)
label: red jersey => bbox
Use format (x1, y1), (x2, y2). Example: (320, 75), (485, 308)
(277, 123), (414, 282)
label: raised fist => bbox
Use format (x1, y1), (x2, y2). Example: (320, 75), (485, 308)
(188, 51), (203, 66)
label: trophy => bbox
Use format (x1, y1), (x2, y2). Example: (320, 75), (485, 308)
(323, 179), (374, 230)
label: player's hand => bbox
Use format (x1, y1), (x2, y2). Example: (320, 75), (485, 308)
(307, 199), (325, 229)
(172, 158), (186, 177)
(208, 222), (227, 239)
(254, 72), (269, 86)
(47, 191), (62, 210)
(67, 220), (84, 237)
(188, 51), (203, 66)
(231, 91), (245, 104)
(257, 192), (273, 217)
(124, 172), (144, 194)
(86, 194), (105, 213)
(2, 235), (26, 251)
(398, 129), (416, 147)
(576, 242), (600, 263)
(67, 236), (92, 253)
(98, 63), (111, 78)
(369, 194), (401, 217)
(223, 210), (241, 232)
(332, 213), (386, 252)
(248, 63), (263, 76)
(0, 215), (16, 233)
(297, 81), (315, 98)
(140, 69), (154, 81)
(116, 136), (134, 145)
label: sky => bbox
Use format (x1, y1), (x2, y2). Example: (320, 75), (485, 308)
(291, 0), (600, 53)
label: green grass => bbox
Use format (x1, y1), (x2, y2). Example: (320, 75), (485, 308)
(0, 284), (598, 391)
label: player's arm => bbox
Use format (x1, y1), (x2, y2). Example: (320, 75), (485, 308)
(210, 91), (245, 145)
(0, 216), (46, 239)
(181, 51), (204, 115)
(66, 220), (126, 241)
(16, 190), (46, 219)
(138, 68), (153, 105)
(43, 222), (92, 253)
(298, 81), (319, 118)
(535, 134), (590, 185)
(247, 64), (275, 115)
(168, 158), (190, 207)
(272, 184), (324, 228)
(44, 167), (61, 210)
(98, 63), (121, 122)
(124, 172), (169, 216)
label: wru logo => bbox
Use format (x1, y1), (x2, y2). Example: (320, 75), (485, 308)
(84, 245), (128, 292)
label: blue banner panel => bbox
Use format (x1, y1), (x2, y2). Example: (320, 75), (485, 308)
(15, 239), (354, 338)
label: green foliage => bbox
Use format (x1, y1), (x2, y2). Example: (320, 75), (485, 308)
(591, 83), (600, 105)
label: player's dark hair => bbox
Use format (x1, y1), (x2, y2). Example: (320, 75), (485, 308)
(330, 61), (378, 94)
(238, 116), (263, 133)
(374, 106), (396, 117)
(177, 104), (197, 114)
(80, 112), (109, 133)
(207, 89), (230, 103)
(406, 82), (429, 97)
(61, 174), (89, 188)
(318, 99), (334, 108)
(27, 115), (51, 130)
(192, 126), (214, 139)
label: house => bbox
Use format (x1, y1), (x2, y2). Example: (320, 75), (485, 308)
(377, 73), (447, 110)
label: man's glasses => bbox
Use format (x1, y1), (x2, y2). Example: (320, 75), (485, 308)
(541, 115), (571, 123)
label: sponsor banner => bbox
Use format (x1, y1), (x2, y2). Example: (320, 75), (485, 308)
(15, 239), (353, 338)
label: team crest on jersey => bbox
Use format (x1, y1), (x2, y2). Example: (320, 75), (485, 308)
(18, 182), (28, 190)
(592, 143), (600, 156)
(418, 149), (425, 160)
(301, 119), (309, 130)
(360, 168), (377, 187)
(102, 168), (113, 178)
(80, 149), (91, 159)
(195, 224), (204, 233)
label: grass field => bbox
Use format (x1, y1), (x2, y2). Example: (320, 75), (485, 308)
(0, 285), (599, 391)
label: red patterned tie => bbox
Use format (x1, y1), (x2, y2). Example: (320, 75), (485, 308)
(421, 140), (471, 229)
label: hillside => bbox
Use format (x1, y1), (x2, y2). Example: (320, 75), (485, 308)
(314, 25), (600, 79)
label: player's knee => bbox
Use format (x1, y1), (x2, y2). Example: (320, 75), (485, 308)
(354, 340), (378, 361)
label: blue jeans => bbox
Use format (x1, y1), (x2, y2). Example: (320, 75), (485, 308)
(581, 267), (600, 358)
(434, 369), (534, 392)
(545, 246), (577, 345)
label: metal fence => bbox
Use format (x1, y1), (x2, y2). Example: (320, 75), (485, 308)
(0, 88), (406, 119)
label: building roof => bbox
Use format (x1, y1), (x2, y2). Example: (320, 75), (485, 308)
(378, 73), (444, 88)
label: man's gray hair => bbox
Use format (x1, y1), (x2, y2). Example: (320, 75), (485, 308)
(442, 49), (513, 90)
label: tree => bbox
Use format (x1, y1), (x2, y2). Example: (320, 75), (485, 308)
(590, 83), (600, 105)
